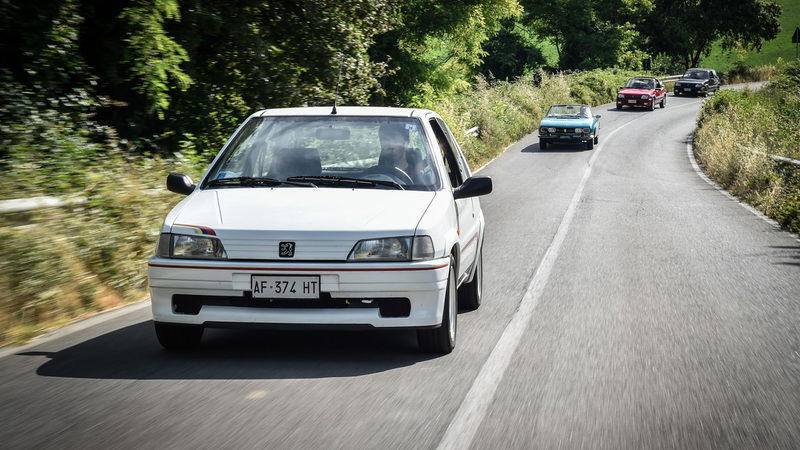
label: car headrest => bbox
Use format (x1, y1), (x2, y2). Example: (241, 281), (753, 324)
(268, 147), (322, 178)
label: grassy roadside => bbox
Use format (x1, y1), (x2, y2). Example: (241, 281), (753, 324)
(0, 68), (665, 346)
(694, 61), (800, 234)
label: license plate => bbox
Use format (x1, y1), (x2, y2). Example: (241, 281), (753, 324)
(627, 99), (637, 103)
(684, 88), (692, 91)
(251, 275), (320, 298)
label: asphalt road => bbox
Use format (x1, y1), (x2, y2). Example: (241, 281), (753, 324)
(2, 86), (799, 449)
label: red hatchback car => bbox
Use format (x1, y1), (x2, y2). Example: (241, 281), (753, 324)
(616, 77), (666, 110)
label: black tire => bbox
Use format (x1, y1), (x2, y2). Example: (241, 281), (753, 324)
(458, 247), (482, 311)
(594, 134), (599, 145)
(648, 99), (655, 111)
(616, 105), (622, 110)
(660, 96), (666, 108)
(154, 322), (204, 351)
(540, 141), (547, 150)
(674, 91), (680, 97)
(418, 257), (456, 354)
(585, 139), (594, 150)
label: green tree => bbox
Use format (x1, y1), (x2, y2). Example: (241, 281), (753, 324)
(479, 19), (546, 79)
(523, 0), (652, 70)
(642, 0), (782, 68)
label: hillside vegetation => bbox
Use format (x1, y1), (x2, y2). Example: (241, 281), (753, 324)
(695, 61), (800, 234)
(703, 0), (799, 71)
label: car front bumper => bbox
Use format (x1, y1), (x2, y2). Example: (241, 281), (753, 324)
(539, 133), (593, 143)
(148, 257), (451, 329)
(674, 85), (707, 95)
(616, 99), (654, 108)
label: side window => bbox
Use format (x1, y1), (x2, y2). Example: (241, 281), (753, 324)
(429, 118), (464, 188)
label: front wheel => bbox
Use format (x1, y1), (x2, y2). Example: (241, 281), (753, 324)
(418, 257), (457, 354)
(660, 96), (666, 108)
(540, 140), (548, 150)
(616, 105), (622, 110)
(593, 134), (599, 145)
(585, 139), (594, 150)
(458, 247), (482, 311)
(154, 323), (204, 351)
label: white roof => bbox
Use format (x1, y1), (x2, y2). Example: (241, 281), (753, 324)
(255, 106), (432, 118)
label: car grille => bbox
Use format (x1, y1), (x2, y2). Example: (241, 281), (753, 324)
(223, 237), (354, 260)
(554, 128), (577, 133)
(625, 94), (641, 100)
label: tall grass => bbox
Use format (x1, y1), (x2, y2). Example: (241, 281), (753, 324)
(695, 61), (800, 234)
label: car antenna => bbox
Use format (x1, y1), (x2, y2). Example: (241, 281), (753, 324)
(331, 58), (343, 115)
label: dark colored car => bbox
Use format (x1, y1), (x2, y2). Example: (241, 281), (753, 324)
(616, 77), (667, 110)
(674, 68), (720, 97)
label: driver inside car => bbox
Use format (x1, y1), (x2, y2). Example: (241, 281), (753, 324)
(376, 123), (428, 185)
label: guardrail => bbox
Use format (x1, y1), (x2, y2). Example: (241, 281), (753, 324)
(0, 196), (87, 214)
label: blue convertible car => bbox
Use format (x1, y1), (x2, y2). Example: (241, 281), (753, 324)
(538, 104), (601, 150)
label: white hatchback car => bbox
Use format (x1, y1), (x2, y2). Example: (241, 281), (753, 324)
(149, 106), (491, 353)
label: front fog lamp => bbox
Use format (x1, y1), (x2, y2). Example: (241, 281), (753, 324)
(348, 236), (435, 262)
(156, 233), (227, 259)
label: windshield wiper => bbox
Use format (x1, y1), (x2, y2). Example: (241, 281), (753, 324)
(287, 175), (404, 190)
(207, 177), (315, 187)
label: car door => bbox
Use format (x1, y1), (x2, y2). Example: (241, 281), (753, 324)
(655, 79), (666, 101)
(429, 117), (479, 281)
(710, 70), (720, 91)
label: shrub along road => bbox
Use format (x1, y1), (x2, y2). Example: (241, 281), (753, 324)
(1, 88), (799, 449)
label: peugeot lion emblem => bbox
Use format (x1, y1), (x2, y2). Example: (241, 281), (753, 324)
(279, 242), (295, 258)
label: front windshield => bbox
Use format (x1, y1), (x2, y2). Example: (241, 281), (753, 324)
(683, 70), (709, 79)
(205, 116), (440, 191)
(623, 78), (655, 89)
(546, 105), (591, 118)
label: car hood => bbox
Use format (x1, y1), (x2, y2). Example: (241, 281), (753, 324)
(618, 88), (656, 96)
(677, 78), (708, 84)
(539, 117), (594, 128)
(170, 188), (438, 260)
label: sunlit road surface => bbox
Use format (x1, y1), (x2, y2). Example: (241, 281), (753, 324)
(2, 85), (799, 449)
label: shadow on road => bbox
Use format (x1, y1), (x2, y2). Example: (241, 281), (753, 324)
(521, 143), (587, 153)
(771, 245), (800, 267)
(20, 320), (437, 380)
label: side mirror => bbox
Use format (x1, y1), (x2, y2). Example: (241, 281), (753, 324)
(454, 176), (492, 200)
(167, 173), (195, 195)
(594, 115), (601, 119)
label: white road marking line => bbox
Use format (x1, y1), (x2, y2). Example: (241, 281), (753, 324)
(438, 98), (705, 449)
(246, 390), (269, 400)
(437, 118), (640, 450)
(686, 137), (800, 243)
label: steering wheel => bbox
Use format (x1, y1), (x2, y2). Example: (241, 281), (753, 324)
(362, 165), (414, 185)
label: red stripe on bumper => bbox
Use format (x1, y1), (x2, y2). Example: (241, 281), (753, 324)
(148, 263), (449, 272)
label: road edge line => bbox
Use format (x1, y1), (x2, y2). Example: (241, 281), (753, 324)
(686, 136), (800, 243)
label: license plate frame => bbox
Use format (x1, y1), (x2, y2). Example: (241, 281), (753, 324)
(251, 275), (321, 299)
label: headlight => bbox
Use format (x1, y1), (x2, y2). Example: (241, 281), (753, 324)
(617, 93), (624, 99)
(547, 127), (556, 133)
(539, 127), (547, 134)
(641, 94), (650, 100)
(156, 233), (228, 259)
(581, 128), (592, 133)
(347, 236), (434, 262)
